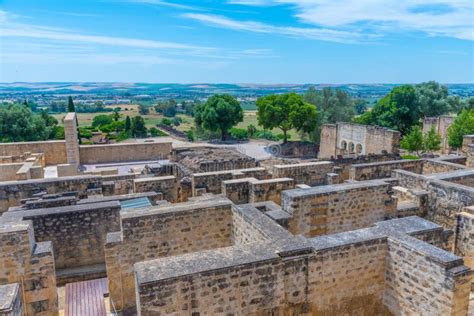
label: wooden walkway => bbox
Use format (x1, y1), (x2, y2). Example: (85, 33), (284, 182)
(65, 278), (109, 316)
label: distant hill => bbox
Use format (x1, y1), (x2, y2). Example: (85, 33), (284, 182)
(1, 82), (473, 101)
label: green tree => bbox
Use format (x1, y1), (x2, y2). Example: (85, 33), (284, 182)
(194, 94), (243, 141)
(257, 93), (317, 143)
(112, 109), (121, 121)
(247, 124), (257, 137)
(149, 127), (160, 137)
(400, 126), (424, 155)
(138, 105), (149, 115)
(447, 109), (474, 149)
(92, 114), (113, 128)
(125, 116), (131, 131)
(423, 127), (442, 152)
(0, 104), (58, 142)
(131, 116), (147, 137)
(363, 85), (419, 135)
(354, 99), (368, 115)
(67, 96), (75, 112)
(415, 81), (460, 116)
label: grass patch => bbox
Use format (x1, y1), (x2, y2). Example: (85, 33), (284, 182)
(401, 155), (420, 160)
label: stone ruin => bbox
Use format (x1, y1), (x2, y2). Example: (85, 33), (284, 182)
(0, 119), (474, 315)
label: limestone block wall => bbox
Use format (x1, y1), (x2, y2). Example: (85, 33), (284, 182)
(0, 163), (24, 181)
(135, 217), (469, 316)
(422, 159), (466, 174)
(191, 167), (268, 195)
(0, 222), (57, 316)
(0, 175), (102, 213)
(0, 141), (67, 166)
(272, 161), (334, 186)
(1, 201), (121, 272)
(282, 180), (396, 237)
(105, 198), (234, 313)
(349, 159), (423, 180)
(455, 208), (474, 272)
(79, 141), (172, 164)
(133, 176), (177, 202)
(0, 283), (22, 315)
(318, 124), (337, 158)
(64, 112), (80, 166)
(222, 177), (294, 205)
(383, 234), (471, 315)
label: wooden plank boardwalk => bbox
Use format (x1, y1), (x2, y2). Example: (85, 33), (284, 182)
(65, 278), (109, 316)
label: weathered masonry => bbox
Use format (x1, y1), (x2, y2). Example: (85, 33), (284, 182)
(0, 122), (474, 315)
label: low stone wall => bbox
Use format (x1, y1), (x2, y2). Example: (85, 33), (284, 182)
(272, 161), (333, 186)
(1, 201), (121, 272)
(0, 283), (22, 315)
(349, 159), (423, 180)
(384, 234), (471, 314)
(0, 140), (67, 165)
(133, 176), (177, 202)
(0, 175), (102, 213)
(456, 207), (474, 274)
(0, 163), (23, 181)
(105, 197), (234, 313)
(222, 177), (294, 205)
(282, 180), (396, 237)
(192, 167), (268, 195)
(135, 216), (470, 315)
(422, 158), (466, 174)
(79, 141), (172, 164)
(0, 222), (57, 315)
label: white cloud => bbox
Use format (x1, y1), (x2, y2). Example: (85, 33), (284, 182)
(183, 13), (366, 43)
(227, 0), (474, 41)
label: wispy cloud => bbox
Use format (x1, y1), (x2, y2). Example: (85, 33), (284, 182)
(126, 0), (205, 11)
(182, 13), (366, 43)
(227, 0), (474, 41)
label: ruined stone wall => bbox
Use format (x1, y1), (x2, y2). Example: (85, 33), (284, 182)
(192, 167), (268, 195)
(105, 198), (234, 313)
(133, 176), (177, 202)
(318, 124), (337, 159)
(422, 158), (466, 174)
(456, 207), (474, 273)
(134, 215), (471, 316)
(2, 201), (121, 272)
(222, 177), (294, 205)
(0, 175), (102, 213)
(0, 141), (67, 166)
(0, 222), (57, 316)
(283, 180), (395, 237)
(0, 283), (22, 315)
(64, 112), (80, 166)
(272, 161), (334, 186)
(0, 163), (23, 181)
(349, 159), (423, 180)
(383, 235), (471, 315)
(423, 116), (454, 154)
(79, 141), (172, 164)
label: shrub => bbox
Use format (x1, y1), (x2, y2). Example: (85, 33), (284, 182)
(161, 118), (172, 126)
(230, 128), (248, 140)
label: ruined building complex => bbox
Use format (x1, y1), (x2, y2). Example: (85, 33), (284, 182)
(1, 113), (474, 315)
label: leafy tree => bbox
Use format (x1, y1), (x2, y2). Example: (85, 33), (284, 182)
(131, 116), (147, 137)
(257, 93), (317, 143)
(229, 128), (248, 140)
(112, 110), (121, 121)
(92, 114), (113, 128)
(195, 94), (243, 141)
(247, 124), (257, 137)
(67, 96), (75, 112)
(161, 118), (172, 126)
(125, 116), (131, 131)
(149, 127), (160, 137)
(303, 87), (355, 143)
(423, 127), (442, 152)
(400, 126), (423, 155)
(354, 99), (368, 115)
(155, 100), (177, 117)
(0, 104), (58, 142)
(138, 105), (149, 115)
(361, 85), (419, 135)
(414, 81), (460, 116)
(186, 130), (195, 142)
(447, 109), (474, 149)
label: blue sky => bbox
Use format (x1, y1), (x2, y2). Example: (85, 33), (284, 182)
(0, 0), (473, 83)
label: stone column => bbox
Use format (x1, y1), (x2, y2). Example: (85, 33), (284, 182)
(64, 112), (80, 166)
